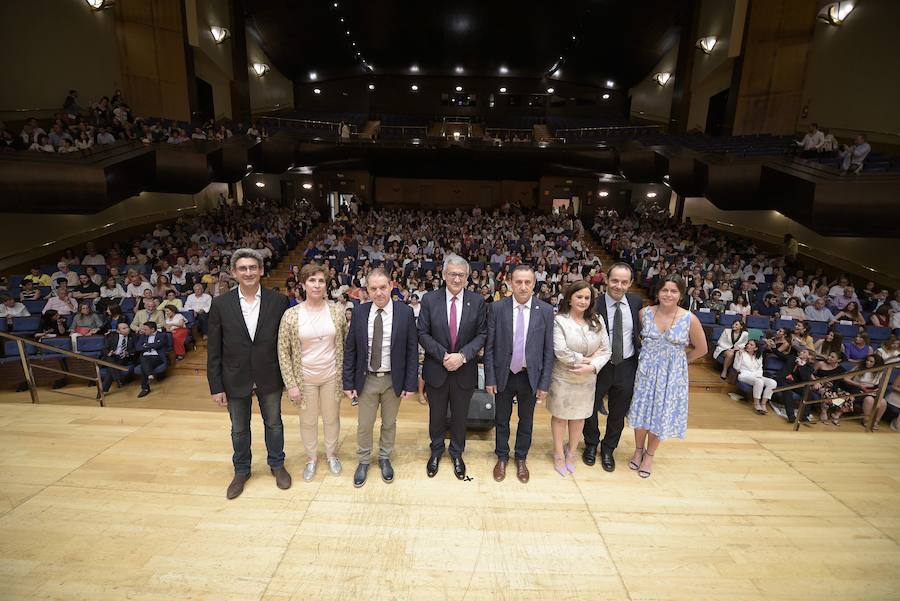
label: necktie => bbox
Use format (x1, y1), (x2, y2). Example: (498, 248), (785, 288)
(116, 335), (126, 356)
(510, 305), (525, 374)
(449, 296), (458, 352)
(370, 308), (383, 371)
(611, 302), (624, 366)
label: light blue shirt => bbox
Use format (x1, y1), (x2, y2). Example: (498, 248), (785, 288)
(605, 294), (635, 360)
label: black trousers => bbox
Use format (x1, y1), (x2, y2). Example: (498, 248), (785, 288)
(583, 355), (638, 453)
(426, 372), (474, 458)
(139, 355), (165, 389)
(101, 355), (132, 391)
(494, 370), (537, 460)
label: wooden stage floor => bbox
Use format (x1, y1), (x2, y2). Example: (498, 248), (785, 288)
(1, 398), (899, 600)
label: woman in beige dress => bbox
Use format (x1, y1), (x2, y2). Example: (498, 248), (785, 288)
(278, 263), (348, 482)
(547, 280), (611, 477)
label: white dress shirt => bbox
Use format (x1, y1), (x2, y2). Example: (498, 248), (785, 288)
(144, 333), (159, 356)
(367, 301), (393, 372)
(185, 293), (212, 314)
(445, 288), (462, 338)
(605, 294), (635, 360)
(239, 286), (262, 342)
(512, 297), (533, 368)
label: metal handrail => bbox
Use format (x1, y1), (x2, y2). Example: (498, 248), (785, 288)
(0, 330), (129, 407)
(256, 116), (359, 134)
(771, 362), (895, 432)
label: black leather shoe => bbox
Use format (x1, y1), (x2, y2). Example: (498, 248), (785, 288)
(379, 458), (394, 483)
(598, 403), (609, 416)
(353, 463), (368, 488)
(137, 388), (151, 398)
(582, 444), (597, 466)
(452, 456), (466, 480)
(426, 454), (441, 478)
(600, 449), (616, 472)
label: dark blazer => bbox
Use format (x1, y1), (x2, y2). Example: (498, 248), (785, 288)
(135, 332), (168, 356)
(595, 292), (643, 353)
(103, 330), (136, 360)
(484, 295), (555, 394)
(343, 300), (418, 396)
(207, 287), (290, 398)
(418, 287), (487, 389)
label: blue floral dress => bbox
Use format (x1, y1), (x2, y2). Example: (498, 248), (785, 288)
(627, 307), (691, 440)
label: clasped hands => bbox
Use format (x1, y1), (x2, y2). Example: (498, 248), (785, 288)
(442, 352), (465, 372)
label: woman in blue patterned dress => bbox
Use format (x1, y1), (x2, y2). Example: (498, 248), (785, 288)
(627, 275), (708, 478)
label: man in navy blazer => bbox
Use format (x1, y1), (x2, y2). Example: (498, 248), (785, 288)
(484, 265), (554, 484)
(343, 268), (418, 488)
(582, 263), (643, 471)
(418, 255), (487, 480)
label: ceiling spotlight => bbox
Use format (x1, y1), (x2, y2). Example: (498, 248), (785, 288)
(410, 64), (419, 73)
(455, 85), (463, 92)
(455, 65), (464, 74)
(255, 181), (265, 188)
(410, 84), (419, 92)
(654, 72), (672, 86)
(351, 41), (356, 46)
(339, 17), (344, 22)
(302, 182), (313, 190)
(546, 87), (555, 94)
(251, 63), (270, 77)
(499, 87), (507, 93)
(598, 191), (609, 197)
(696, 36), (717, 54)
(646, 192), (657, 198)
(817, 1), (854, 25)
(355, 52), (360, 57)
(333, 2), (338, 7)
(313, 88), (321, 94)
(345, 30), (350, 35)
(308, 71), (317, 80)
(602, 93), (610, 100)
(571, 35), (576, 40)
(210, 26), (230, 44)
(85, 0), (113, 9)
(606, 79), (615, 88)
(499, 65), (509, 74)
(368, 83), (375, 90)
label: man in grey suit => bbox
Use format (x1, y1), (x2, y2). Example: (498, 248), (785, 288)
(582, 263), (643, 471)
(418, 255), (487, 480)
(484, 264), (555, 483)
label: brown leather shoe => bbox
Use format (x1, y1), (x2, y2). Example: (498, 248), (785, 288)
(271, 466), (292, 490)
(493, 458), (508, 482)
(226, 473), (250, 499)
(515, 459), (530, 483)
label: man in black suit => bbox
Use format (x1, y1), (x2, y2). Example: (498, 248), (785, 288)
(101, 322), (136, 393)
(484, 265), (554, 484)
(418, 255), (487, 480)
(582, 263), (643, 471)
(208, 248), (291, 500)
(343, 268), (418, 488)
(134, 321), (167, 398)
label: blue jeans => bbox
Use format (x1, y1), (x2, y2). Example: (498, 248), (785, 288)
(227, 389), (285, 475)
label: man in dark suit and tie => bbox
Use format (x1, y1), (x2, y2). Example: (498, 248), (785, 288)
(418, 255), (487, 480)
(208, 248), (291, 500)
(582, 263), (643, 471)
(101, 321), (136, 393)
(343, 268), (418, 488)
(484, 265), (554, 484)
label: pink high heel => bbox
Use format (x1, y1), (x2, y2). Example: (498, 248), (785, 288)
(553, 454), (567, 477)
(563, 443), (576, 474)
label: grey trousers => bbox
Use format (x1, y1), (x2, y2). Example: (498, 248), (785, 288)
(357, 373), (402, 464)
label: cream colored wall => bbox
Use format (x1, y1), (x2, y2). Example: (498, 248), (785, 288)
(188, 0), (234, 119)
(800, 0), (900, 143)
(246, 28), (294, 113)
(681, 196), (900, 286)
(686, 0), (737, 132)
(0, 185), (225, 271)
(0, 0), (121, 113)
(629, 43), (679, 124)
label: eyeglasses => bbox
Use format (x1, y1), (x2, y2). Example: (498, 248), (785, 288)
(446, 272), (467, 280)
(235, 265), (260, 273)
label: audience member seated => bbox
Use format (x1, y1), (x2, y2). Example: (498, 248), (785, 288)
(876, 336), (899, 364)
(135, 321), (166, 398)
(780, 297), (806, 321)
(848, 354), (887, 430)
(130, 297), (163, 333)
(42, 289), (78, 315)
(0, 295), (30, 319)
(734, 340), (778, 414)
(69, 302), (105, 349)
(839, 134), (871, 174)
(773, 348), (817, 423)
(71, 273), (101, 304)
(34, 310), (68, 341)
(804, 297), (834, 322)
(184, 283), (212, 338)
(50, 261), (79, 290)
(832, 301), (865, 325)
(161, 305), (189, 360)
(843, 332), (873, 367)
(101, 322), (136, 393)
(812, 351), (850, 426)
(795, 123), (825, 156)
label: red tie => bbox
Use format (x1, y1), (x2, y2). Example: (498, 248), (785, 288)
(449, 296), (458, 352)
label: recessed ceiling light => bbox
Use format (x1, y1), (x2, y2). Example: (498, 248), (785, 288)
(410, 84), (419, 91)
(598, 191), (609, 197)
(255, 181), (265, 188)
(345, 30), (350, 35)
(606, 79), (615, 88)
(355, 52), (360, 56)
(547, 87), (555, 94)
(455, 65), (464, 74)
(333, 2), (338, 7)
(571, 35), (576, 40)
(351, 41), (356, 46)
(646, 192), (657, 198)
(368, 83), (375, 90)
(499, 65), (509, 74)
(602, 93), (610, 100)
(553, 69), (562, 78)
(339, 17), (344, 22)
(455, 85), (463, 92)
(302, 182), (313, 190)
(309, 71), (317, 80)
(499, 87), (507, 93)
(313, 88), (321, 94)
(410, 64), (419, 73)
